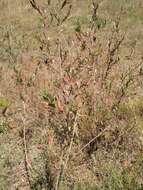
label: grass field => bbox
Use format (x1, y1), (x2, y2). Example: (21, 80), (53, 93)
(0, 0), (143, 189)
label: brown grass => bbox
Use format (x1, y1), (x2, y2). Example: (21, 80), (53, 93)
(0, 1), (143, 190)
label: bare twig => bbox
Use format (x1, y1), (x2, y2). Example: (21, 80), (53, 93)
(61, 4), (72, 24)
(21, 101), (32, 189)
(29, 0), (44, 17)
(55, 152), (64, 190)
(74, 127), (108, 157)
(61, 111), (79, 179)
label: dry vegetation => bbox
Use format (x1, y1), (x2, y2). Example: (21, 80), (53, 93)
(0, 0), (143, 190)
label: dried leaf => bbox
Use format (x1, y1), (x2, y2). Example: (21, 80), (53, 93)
(56, 95), (64, 112)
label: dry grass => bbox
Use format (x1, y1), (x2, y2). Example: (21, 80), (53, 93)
(0, 0), (143, 190)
